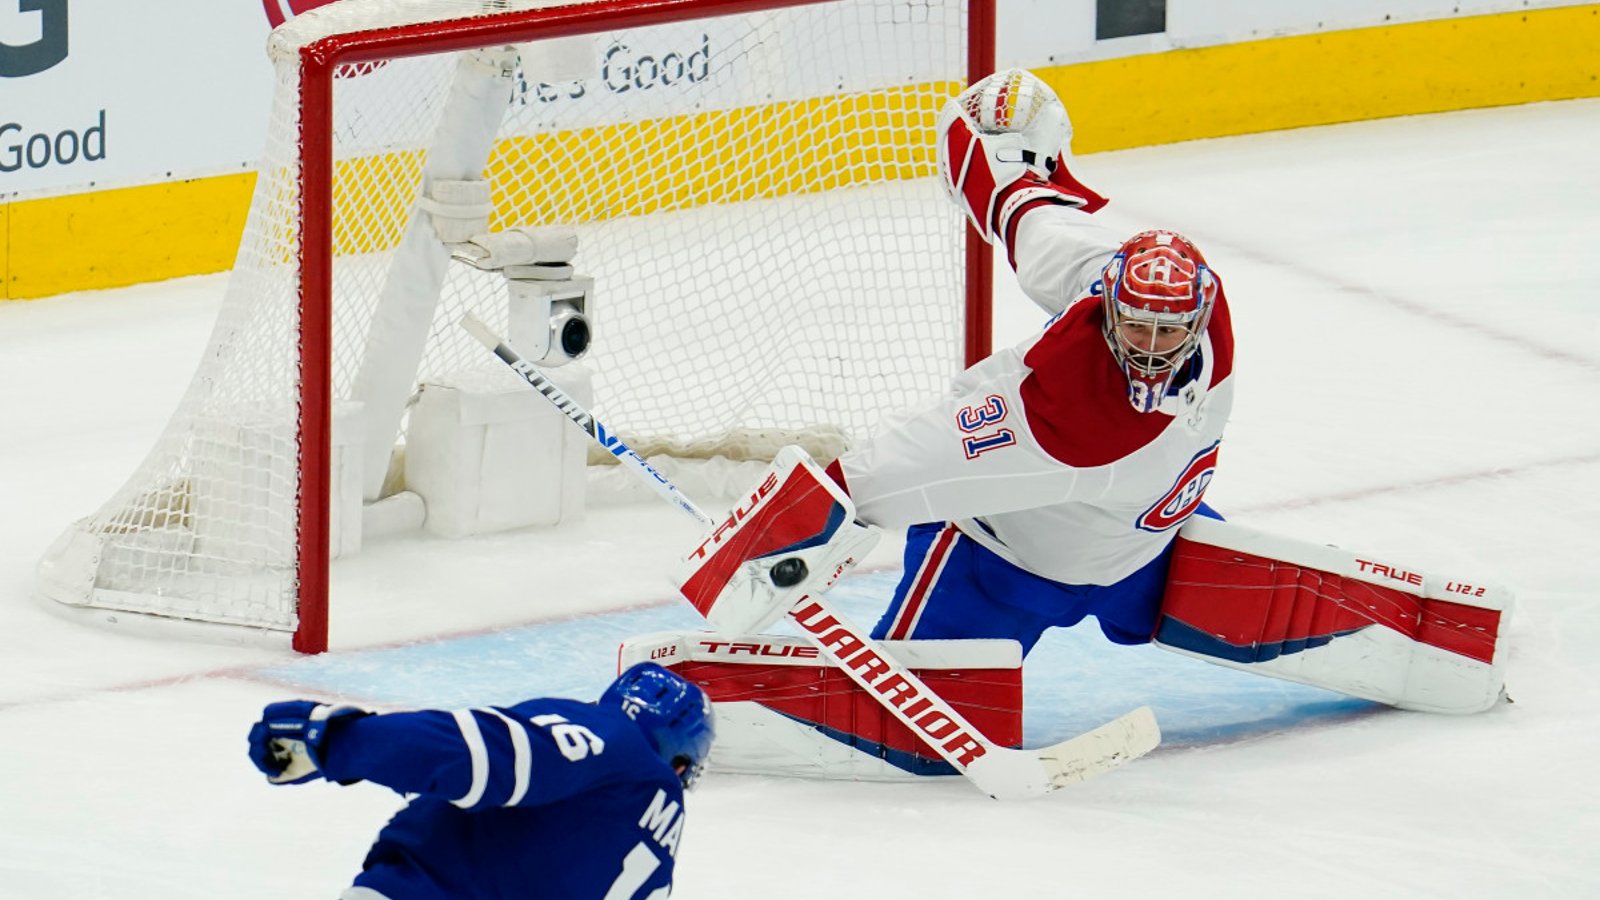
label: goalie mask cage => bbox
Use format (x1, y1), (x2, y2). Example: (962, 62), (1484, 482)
(36, 0), (995, 653)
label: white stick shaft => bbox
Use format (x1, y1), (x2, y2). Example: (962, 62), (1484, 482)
(460, 314), (714, 527)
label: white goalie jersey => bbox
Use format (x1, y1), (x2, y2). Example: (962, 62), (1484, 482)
(834, 206), (1236, 586)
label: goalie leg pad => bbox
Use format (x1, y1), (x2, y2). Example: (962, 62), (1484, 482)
(1154, 518), (1513, 714)
(677, 446), (880, 634)
(618, 631), (1022, 780)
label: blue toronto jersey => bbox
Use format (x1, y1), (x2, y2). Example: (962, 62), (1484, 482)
(318, 697), (687, 899)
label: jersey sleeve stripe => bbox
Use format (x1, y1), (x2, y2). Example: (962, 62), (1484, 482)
(448, 708), (490, 809)
(482, 708), (534, 806)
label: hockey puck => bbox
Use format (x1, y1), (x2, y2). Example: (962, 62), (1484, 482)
(770, 557), (808, 588)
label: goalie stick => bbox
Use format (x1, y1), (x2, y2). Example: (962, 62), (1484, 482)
(461, 313), (1160, 799)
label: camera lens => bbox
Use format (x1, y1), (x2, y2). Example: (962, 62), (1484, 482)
(559, 315), (590, 358)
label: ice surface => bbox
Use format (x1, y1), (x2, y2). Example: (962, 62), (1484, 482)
(2, 99), (1597, 898)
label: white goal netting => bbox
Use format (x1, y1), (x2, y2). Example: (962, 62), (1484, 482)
(37, 0), (976, 645)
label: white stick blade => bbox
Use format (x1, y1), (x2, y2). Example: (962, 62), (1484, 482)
(1037, 705), (1160, 789)
(963, 706), (1159, 800)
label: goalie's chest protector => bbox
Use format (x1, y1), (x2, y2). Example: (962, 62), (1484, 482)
(962, 293), (1236, 584)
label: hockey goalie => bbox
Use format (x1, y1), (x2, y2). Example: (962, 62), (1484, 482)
(644, 69), (1511, 783)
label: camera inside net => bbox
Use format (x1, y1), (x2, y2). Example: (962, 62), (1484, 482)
(507, 276), (592, 367)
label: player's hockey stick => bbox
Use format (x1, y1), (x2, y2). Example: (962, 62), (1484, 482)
(461, 313), (1160, 799)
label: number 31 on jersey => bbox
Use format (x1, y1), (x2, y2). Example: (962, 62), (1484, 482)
(956, 394), (1017, 459)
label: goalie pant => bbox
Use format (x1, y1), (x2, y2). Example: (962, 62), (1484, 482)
(827, 172), (1237, 652)
(315, 698), (687, 900)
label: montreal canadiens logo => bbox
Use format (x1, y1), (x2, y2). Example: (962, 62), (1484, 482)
(1138, 442), (1220, 532)
(1127, 246), (1197, 294)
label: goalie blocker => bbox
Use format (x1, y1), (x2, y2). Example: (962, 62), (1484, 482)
(677, 445), (881, 635)
(619, 631), (1023, 780)
(1155, 517), (1512, 714)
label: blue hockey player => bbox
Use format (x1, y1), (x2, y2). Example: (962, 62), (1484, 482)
(246, 662), (716, 900)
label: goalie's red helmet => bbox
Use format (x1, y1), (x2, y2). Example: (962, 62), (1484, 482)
(602, 662), (716, 789)
(1099, 230), (1218, 413)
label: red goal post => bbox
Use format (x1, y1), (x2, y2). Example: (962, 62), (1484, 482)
(37, 0), (996, 653)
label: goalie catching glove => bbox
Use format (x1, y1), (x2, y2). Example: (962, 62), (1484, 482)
(246, 700), (370, 785)
(937, 68), (1108, 246)
(677, 446), (880, 634)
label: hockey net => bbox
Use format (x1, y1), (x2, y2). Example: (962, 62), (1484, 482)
(36, 0), (988, 652)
